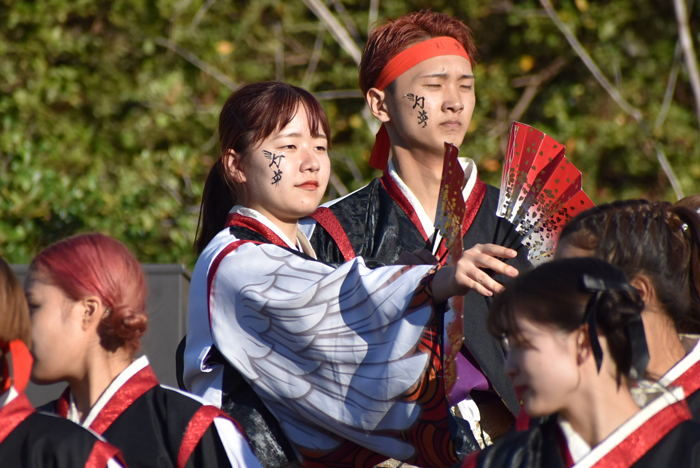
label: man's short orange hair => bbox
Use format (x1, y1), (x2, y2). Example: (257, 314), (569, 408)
(359, 10), (477, 95)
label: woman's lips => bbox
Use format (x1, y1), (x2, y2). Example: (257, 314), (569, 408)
(297, 180), (319, 190)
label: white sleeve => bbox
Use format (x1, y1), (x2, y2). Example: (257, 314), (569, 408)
(209, 242), (438, 460)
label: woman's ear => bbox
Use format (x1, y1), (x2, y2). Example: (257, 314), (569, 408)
(224, 149), (246, 184)
(575, 326), (592, 366)
(629, 275), (654, 305)
(366, 88), (391, 124)
(80, 296), (105, 331)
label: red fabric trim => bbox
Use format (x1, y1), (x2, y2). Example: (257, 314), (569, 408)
(460, 451), (479, 468)
(177, 405), (224, 468)
(374, 37), (470, 91)
(206, 239), (261, 329)
(590, 399), (691, 468)
(85, 440), (125, 468)
(225, 213), (290, 249)
(0, 391), (34, 444)
(309, 207), (356, 261)
(514, 405), (531, 432)
(671, 356), (700, 398)
(555, 424), (575, 468)
(380, 172), (429, 242)
(56, 386), (71, 418)
(87, 366), (159, 435)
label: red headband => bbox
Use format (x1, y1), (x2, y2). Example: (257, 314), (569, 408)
(1, 339), (33, 393)
(369, 37), (471, 170)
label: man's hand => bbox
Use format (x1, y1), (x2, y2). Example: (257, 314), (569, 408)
(433, 244), (519, 302)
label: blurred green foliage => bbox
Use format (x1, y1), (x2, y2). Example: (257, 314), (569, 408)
(1, 0), (699, 267)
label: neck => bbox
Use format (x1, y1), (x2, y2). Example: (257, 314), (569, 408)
(277, 222), (299, 247)
(67, 344), (132, 423)
(392, 146), (445, 223)
(642, 306), (686, 380)
(561, 372), (639, 448)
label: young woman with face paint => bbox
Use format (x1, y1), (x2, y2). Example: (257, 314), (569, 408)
(0, 256), (125, 468)
(554, 200), (700, 420)
(183, 81), (519, 468)
(25, 233), (261, 468)
(461, 257), (700, 468)
(300, 10), (530, 446)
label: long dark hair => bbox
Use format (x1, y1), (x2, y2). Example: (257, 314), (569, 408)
(558, 200), (700, 333)
(194, 82), (331, 254)
(489, 257), (645, 384)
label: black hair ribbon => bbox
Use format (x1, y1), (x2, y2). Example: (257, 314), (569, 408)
(580, 275), (649, 379)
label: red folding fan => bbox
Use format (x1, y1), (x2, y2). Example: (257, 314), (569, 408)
(497, 122), (595, 262)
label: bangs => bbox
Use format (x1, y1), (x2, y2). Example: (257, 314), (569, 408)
(248, 85), (331, 150)
(488, 281), (536, 347)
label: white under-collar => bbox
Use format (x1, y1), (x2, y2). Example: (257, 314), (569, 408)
(387, 158), (478, 253)
(557, 416), (591, 463)
(229, 206), (316, 258)
(67, 355), (150, 428)
(0, 386), (18, 409)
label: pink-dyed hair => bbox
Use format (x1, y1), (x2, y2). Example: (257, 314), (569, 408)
(30, 233), (147, 355)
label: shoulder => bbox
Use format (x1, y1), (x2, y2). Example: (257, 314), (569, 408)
(26, 411), (102, 442)
(6, 411), (108, 462)
(636, 419), (700, 467)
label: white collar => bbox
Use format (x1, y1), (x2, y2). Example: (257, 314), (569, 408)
(557, 416), (591, 463)
(0, 386), (18, 409)
(572, 386), (685, 468)
(387, 157), (478, 253)
(68, 356), (150, 427)
(229, 206), (316, 258)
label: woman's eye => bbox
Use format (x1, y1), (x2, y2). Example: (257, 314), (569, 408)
(315, 146), (327, 152)
(282, 144), (296, 150)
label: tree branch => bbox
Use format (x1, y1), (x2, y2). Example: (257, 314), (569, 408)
(302, 0), (362, 65)
(673, 0), (700, 133)
(539, 0), (685, 200)
(154, 37), (238, 91)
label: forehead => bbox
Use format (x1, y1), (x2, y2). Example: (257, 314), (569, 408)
(272, 106), (326, 139)
(25, 271), (57, 296)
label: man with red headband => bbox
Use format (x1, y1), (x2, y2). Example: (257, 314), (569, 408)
(301, 10), (530, 449)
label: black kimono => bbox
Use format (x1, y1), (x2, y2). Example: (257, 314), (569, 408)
(461, 388), (700, 468)
(300, 168), (531, 422)
(0, 388), (124, 467)
(44, 356), (261, 468)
